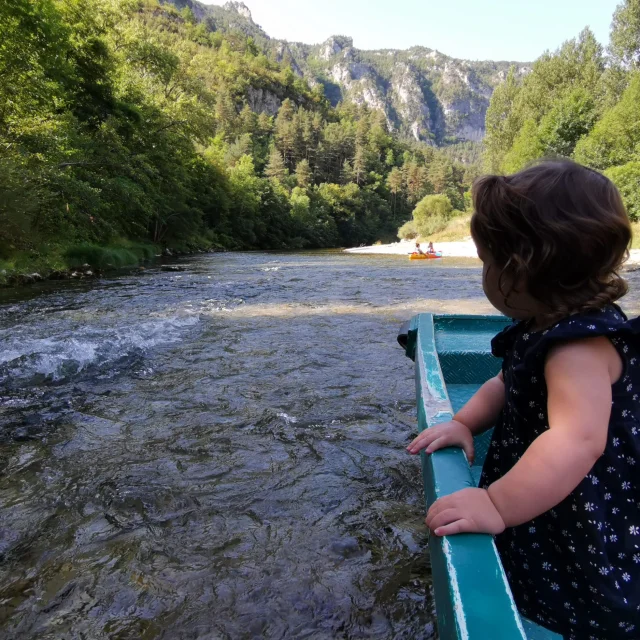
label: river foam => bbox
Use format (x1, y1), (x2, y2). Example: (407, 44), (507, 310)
(0, 316), (198, 385)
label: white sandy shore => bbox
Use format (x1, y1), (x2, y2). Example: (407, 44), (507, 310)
(344, 238), (640, 267)
(344, 238), (478, 258)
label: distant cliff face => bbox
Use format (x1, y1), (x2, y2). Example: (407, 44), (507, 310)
(167, 0), (530, 145)
(288, 36), (531, 145)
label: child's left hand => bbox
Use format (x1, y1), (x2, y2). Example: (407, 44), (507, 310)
(426, 488), (506, 536)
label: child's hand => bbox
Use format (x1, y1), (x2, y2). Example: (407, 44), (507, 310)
(406, 420), (475, 464)
(426, 488), (506, 536)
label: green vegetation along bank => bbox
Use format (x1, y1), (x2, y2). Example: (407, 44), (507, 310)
(483, 0), (640, 221)
(397, 0), (640, 248)
(0, 0), (477, 284)
(3, 0), (639, 286)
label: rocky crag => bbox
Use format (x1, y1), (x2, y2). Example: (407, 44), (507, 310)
(168, 0), (530, 145)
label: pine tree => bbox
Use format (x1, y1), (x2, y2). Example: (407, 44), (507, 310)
(341, 159), (354, 185)
(239, 105), (258, 135)
(295, 159), (312, 189)
(371, 109), (388, 133)
(257, 112), (273, 136)
(404, 160), (431, 203)
(215, 89), (238, 140)
(387, 167), (404, 218)
(353, 146), (367, 185)
(356, 117), (370, 149)
(265, 148), (287, 181)
(275, 98), (297, 167)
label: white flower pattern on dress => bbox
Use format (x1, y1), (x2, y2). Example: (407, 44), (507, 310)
(482, 305), (640, 638)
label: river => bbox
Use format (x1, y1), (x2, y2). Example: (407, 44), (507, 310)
(2, 252), (640, 640)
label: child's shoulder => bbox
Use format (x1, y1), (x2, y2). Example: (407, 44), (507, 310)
(545, 335), (624, 387)
(492, 305), (640, 362)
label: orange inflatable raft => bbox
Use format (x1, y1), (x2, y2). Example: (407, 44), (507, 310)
(410, 252), (442, 260)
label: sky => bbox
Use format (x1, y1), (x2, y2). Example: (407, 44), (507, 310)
(201, 0), (621, 61)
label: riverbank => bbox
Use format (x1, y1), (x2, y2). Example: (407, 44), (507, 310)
(345, 238), (640, 268)
(344, 239), (479, 258)
(0, 241), (225, 287)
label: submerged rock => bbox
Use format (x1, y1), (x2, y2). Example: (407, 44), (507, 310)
(49, 270), (70, 280)
(7, 273), (44, 286)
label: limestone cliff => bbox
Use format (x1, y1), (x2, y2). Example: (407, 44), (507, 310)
(166, 0), (530, 145)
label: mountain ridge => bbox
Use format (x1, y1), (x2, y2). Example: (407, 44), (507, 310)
(167, 0), (530, 145)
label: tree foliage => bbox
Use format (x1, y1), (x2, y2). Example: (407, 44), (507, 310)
(573, 73), (640, 170)
(411, 194), (454, 237)
(0, 0), (484, 266)
(605, 162), (640, 221)
(397, 219), (418, 240)
(611, 0), (640, 68)
(484, 28), (605, 172)
(484, 3), (640, 221)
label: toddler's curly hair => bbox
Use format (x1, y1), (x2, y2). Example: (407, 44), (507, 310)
(471, 160), (631, 319)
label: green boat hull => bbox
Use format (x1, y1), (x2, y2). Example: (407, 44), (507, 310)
(400, 314), (561, 640)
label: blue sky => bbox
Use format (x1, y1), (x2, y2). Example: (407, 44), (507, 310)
(201, 0), (621, 61)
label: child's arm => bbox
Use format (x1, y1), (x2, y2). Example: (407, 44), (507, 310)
(453, 372), (505, 434)
(487, 338), (614, 526)
(426, 337), (617, 536)
(407, 372), (505, 463)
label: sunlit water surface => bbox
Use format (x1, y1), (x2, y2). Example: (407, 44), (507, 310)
(2, 251), (640, 639)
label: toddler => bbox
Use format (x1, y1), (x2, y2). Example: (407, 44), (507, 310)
(408, 161), (640, 639)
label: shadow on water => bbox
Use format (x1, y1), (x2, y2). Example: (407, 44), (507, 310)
(2, 252), (640, 639)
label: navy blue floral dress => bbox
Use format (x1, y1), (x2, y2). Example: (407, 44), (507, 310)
(481, 305), (640, 639)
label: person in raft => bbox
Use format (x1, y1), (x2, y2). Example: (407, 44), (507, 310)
(408, 160), (639, 639)
(414, 242), (425, 255)
(427, 241), (435, 254)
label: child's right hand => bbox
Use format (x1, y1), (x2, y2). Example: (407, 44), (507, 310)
(406, 420), (475, 464)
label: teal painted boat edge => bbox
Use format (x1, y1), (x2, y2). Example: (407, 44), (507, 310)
(521, 618), (562, 640)
(413, 314), (528, 640)
(402, 315), (420, 362)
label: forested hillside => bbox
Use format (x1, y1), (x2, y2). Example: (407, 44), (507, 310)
(484, 0), (640, 221)
(0, 0), (474, 278)
(3, 0), (638, 282)
(167, 0), (527, 145)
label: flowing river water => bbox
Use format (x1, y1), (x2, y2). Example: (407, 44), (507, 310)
(2, 251), (640, 640)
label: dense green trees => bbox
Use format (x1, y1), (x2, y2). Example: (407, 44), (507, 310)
(411, 194), (454, 237)
(611, 0), (640, 67)
(0, 0), (473, 273)
(484, 0), (640, 220)
(484, 28), (605, 172)
(605, 162), (640, 220)
(573, 74), (640, 170)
